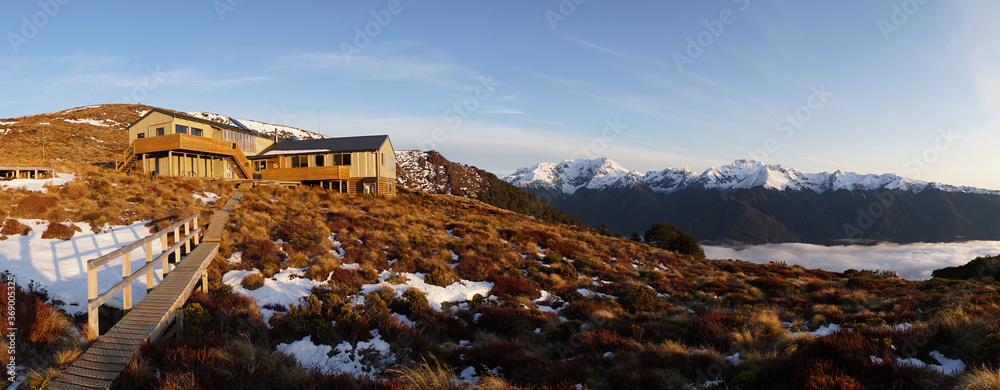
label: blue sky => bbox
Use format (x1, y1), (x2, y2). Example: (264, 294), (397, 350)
(3, 1), (999, 189)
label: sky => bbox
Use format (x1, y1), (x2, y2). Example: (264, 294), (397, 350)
(2, 1), (999, 189)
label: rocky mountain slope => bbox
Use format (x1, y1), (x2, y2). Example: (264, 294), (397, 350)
(504, 158), (1000, 244)
(395, 150), (586, 228)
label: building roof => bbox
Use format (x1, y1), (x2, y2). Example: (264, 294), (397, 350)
(257, 135), (391, 156)
(127, 107), (279, 140)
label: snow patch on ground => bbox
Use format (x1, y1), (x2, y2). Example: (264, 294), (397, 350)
(360, 271), (493, 311)
(222, 267), (328, 307)
(0, 219), (162, 310)
(64, 118), (119, 127)
(0, 173), (76, 193)
(193, 192), (220, 204)
(897, 351), (966, 376)
(276, 330), (396, 377)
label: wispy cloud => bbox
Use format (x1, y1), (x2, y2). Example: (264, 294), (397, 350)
(50, 69), (270, 90)
(565, 37), (625, 57)
(316, 113), (723, 174)
(279, 41), (485, 90)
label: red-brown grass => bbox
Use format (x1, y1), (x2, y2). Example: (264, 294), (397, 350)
(41, 222), (81, 240)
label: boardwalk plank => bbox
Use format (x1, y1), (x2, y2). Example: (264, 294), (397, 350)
(63, 366), (120, 381)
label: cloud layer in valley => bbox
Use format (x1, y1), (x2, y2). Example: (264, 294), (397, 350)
(704, 241), (1000, 280)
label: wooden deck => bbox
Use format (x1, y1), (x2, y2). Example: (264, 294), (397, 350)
(49, 185), (249, 390)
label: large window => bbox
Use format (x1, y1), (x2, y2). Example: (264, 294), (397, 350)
(331, 153), (352, 166)
(223, 130), (257, 153)
(315, 155), (325, 167)
(192, 128), (204, 137)
(176, 125), (188, 134)
(291, 155), (308, 168)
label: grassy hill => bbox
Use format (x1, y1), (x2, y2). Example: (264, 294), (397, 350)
(0, 104), (152, 171)
(6, 181), (999, 388)
(2, 106), (999, 389)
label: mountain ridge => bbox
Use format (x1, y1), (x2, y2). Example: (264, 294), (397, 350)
(505, 158), (1000, 197)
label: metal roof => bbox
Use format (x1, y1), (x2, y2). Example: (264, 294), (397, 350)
(258, 135), (390, 155)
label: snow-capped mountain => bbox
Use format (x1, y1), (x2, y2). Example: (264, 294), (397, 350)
(505, 158), (1000, 197)
(187, 112), (323, 140)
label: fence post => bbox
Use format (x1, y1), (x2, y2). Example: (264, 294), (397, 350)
(161, 234), (169, 276)
(184, 221), (192, 254)
(193, 216), (200, 246)
(122, 252), (132, 311)
(174, 226), (181, 261)
(87, 265), (98, 339)
(145, 241), (154, 293)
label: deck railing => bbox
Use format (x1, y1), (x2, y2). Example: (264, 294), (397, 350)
(115, 144), (135, 172)
(85, 214), (201, 339)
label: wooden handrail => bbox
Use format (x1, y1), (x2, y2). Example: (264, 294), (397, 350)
(87, 214), (199, 270)
(86, 214), (201, 339)
(116, 144), (135, 172)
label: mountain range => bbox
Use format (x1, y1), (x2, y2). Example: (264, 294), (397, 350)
(503, 158), (1000, 244)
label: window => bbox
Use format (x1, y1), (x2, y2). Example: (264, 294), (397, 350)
(176, 125), (188, 134)
(382, 153), (385, 165)
(192, 128), (203, 137)
(156, 127), (165, 136)
(315, 155), (325, 167)
(291, 155), (308, 168)
(137, 133), (145, 139)
(342, 154), (351, 165)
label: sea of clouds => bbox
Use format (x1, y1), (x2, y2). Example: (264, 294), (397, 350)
(704, 241), (1000, 280)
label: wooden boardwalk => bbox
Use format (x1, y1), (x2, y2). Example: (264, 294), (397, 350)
(49, 187), (247, 390)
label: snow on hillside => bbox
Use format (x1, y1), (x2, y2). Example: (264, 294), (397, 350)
(504, 158), (1000, 197)
(188, 111), (323, 140)
(0, 173), (76, 193)
(63, 118), (120, 127)
(0, 219), (163, 311)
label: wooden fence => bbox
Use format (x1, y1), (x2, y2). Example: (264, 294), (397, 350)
(85, 214), (201, 339)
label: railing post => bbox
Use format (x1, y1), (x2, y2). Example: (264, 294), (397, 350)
(87, 265), (98, 339)
(193, 216), (200, 246)
(184, 221), (192, 254)
(161, 234), (169, 276)
(145, 241), (154, 293)
(201, 270), (208, 293)
(122, 253), (132, 311)
(174, 226), (181, 261)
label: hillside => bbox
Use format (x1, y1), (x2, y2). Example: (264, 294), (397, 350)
(396, 150), (587, 228)
(506, 158), (1000, 244)
(4, 180), (999, 389)
(0, 104), (325, 171)
(0, 104), (152, 169)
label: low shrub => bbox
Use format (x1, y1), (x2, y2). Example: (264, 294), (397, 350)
(0, 219), (31, 236)
(490, 275), (541, 300)
(41, 222), (81, 240)
(241, 272), (265, 290)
